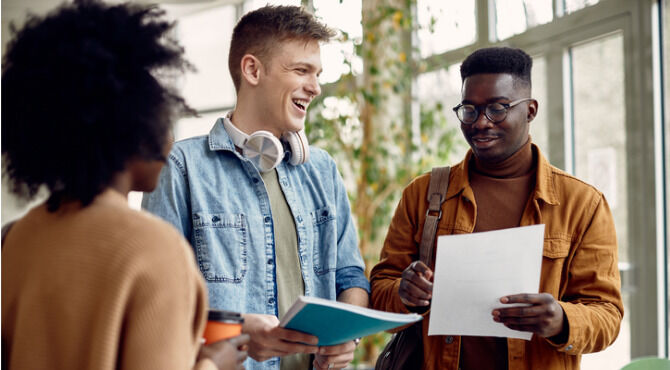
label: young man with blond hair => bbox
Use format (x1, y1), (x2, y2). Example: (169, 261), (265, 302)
(143, 6), (369, 370)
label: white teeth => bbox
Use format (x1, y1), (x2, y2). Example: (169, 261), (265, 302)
(292, 99), (309, 110)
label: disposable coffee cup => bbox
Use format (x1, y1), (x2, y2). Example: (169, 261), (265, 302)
(203, 310), (244, 344)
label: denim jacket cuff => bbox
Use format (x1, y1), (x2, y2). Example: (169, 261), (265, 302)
(335, 266), (370, 296)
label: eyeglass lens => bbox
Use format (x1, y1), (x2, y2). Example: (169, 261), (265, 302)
(457, 102), (508, 124)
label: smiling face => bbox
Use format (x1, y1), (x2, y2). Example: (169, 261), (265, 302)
(460, 73), (537, 164)
(254, 38), (322, 136)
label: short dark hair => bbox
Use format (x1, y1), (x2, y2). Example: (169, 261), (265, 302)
(2, 0), (193, 211)
(228, 5), (335, 91)
(460, 47), (533, 88)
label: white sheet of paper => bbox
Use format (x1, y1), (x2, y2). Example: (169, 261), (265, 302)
(428, 224), (545, 340)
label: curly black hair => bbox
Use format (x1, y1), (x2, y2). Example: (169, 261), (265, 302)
(460, 47), (533, 88)
(2, 0), (193, 211)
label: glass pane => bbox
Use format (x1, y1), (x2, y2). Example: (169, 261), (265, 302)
(313, 0), (362, 84)
(417, 64), (470, 161)
(417, 0), (476, 58)
(529, 56), (549, 154)
(571, 33), (630, 369)
(173, 6), (237, 110)
(564, 0), (600, 14)
(494, 0), (553, 41)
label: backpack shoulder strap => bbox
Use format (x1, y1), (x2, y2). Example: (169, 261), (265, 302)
(419, 166), (451, 267)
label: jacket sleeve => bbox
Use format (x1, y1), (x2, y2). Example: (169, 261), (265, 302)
(141, 150), (193, 242)
(370, 182), (421, 315)
(551, 195), (624, 354)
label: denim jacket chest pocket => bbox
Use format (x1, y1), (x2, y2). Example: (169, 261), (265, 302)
(192, 212), (248, 283)
(311, 205), (337, 275)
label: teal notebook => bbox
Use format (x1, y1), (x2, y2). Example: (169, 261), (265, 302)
(279, 295), (422, 346)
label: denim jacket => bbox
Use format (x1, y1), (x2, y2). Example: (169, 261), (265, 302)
(142, 118), (369, 370)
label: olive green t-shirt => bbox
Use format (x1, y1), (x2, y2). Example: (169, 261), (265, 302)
(261, 169), (310, 370)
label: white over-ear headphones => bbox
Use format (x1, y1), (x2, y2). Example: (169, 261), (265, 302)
(222, 112), (309, 173)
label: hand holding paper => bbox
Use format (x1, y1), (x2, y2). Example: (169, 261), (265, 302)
(493, 293), (567, 341)
(428, 224), (545, 340)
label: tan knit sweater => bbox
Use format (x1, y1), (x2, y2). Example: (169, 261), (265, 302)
(2, 189), (216, 370)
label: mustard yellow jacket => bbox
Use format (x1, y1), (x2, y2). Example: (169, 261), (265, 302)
(370, 146), (623, 370)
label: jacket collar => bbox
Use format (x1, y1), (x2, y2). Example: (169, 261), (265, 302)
(447, 144), (559, 206)
(208, 116), (237, 152)
(533, 145), (560, 206)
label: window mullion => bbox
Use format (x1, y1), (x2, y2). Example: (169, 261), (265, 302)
(475, 0), (493, 45)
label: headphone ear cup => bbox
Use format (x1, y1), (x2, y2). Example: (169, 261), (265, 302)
(243, 130), (284, 172)
(222, 115), (285, 173)
(283, 130), (309, 166)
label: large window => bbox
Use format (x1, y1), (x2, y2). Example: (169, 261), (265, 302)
(571, 32), (631, 368)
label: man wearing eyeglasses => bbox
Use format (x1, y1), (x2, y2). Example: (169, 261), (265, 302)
(370, 47), (623, 370)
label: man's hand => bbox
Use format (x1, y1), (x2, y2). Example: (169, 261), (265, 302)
(312, 340), (357, 370)
(198, 334), (249, 370)
(241, 313), (318, 362)
(492, 293), (567, 340)
(398, 261), (433, 307)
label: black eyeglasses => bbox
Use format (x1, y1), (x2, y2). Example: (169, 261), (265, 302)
(452, 98), (533, 125)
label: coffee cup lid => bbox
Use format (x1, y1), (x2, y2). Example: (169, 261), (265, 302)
(208, 309), (244, 323)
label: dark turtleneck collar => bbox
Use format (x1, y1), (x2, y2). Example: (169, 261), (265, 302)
(471, 138), (535, 178)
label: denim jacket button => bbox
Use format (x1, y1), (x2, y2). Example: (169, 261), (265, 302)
(267, 258), (273, 265)
(445, 336), (454, 344)
(212, 216), (220, 222)
(322, 210), (329, 217)
(264, 216), (271, 223)
(268, 298), (275, 304)
(252, 178), (259, 184)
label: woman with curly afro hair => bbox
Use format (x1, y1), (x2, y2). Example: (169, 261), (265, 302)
(1, 1), (248, 369)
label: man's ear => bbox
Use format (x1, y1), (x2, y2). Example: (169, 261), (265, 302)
(240, 54), (262, 86)
(527, 99), (539, 123)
